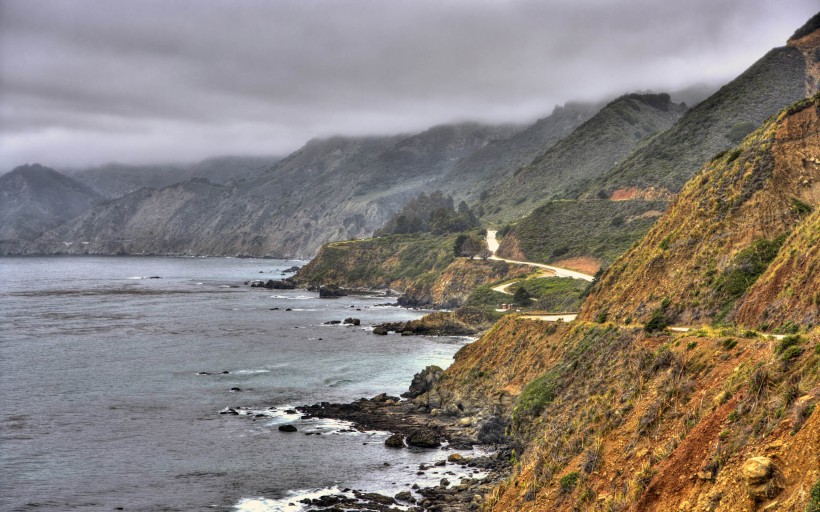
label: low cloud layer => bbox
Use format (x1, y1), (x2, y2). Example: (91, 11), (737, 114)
(0, 0), (816, 169)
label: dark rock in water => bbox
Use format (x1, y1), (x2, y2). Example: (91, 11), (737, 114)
(251, 278), (296, 289)
(284, 265), (301, 273)
(220, 408), (239, 415)
(440, 478), (451, 487)
(402, 365), (444, 398)
(384, 433), (405, 448)
(406, 429), (440, 448)
(371, 393), (400, 403)
(343, 317), (361, 326)
(323, 320), (342, 325)
(230, 387), (242, 392)
(270, 307), (279, 310)
(278, 424), (297, 432)
(284, 409), (297, 414)
(477, 416), (509, 444)
(220, 370), (230, 374)
(395, 490), (415, 503)
(318, 285), (348, 298)
(285, 308), (292, 311)
(148, 276), (161, 279)
(353, 491), (396, 506)
(372, 326), (388, 335)
(196, 371), (212, 375)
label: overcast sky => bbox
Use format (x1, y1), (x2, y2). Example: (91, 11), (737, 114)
(0, 0), (816, 169)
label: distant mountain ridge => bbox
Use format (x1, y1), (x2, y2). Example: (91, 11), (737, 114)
(14, 122), (519, 257)
(0, 164), (103, 243)
(63, 155), (279, 199)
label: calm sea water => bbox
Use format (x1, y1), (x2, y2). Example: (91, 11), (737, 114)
(0, 257), (478, 511)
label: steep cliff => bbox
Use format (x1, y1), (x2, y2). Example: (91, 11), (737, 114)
(579, 95), (820, 330)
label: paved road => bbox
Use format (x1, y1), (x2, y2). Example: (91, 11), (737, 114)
(486, 230), (594, 282)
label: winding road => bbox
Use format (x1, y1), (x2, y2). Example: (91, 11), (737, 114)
(486, 230), (595, 282)
(485, 230), (787, 339)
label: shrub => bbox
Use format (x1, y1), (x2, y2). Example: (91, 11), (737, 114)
(514, 369), (560, 423)
(559, 472), (580, 494)
(808, 478), (820, 512)
(776, 335), (804, 356)
(726, 121), (756, 143)
(721, 338), (737, 350)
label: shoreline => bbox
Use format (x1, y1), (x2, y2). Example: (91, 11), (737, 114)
(296, 395), (511, 511)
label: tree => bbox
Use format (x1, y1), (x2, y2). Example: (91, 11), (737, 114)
(513, 286), (532, 307)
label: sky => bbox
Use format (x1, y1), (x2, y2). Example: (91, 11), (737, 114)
(0, 0), (816, 169)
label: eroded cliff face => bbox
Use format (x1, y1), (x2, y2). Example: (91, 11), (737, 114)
(578, 96), (820, 330)
(421, 315), (819, 512)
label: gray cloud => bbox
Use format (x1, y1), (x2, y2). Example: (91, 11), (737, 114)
(0, 0), (816, 168)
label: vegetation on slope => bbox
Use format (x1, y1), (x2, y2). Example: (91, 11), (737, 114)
(294, 232), (529, 308)
(579, 94), (820, 331)
(496, 199), (668, 268)
(427, 314), (819, 511)
(477, 93), (685, 223)
(374, 191), (479, 236)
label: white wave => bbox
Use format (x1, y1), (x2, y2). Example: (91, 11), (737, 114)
(126, 276), (144, 280)
(232, 369), (272, 375)
(234, 486), (348, 512)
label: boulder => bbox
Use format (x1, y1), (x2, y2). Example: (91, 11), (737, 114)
(447, 453), (465, 463)
(406, 429), (441, 448)
(477, 416), (509, 444)
(278, 424), (298, 432)
(402, 365), (444, 398)
(372, 326), (389, 335)
(395, 491), (415, 503)
(319, 285), (348, 298)
(742, 456), (782, 502)
(343, 317), (361, 326)
(323, 320), (342, 325)
(384, 434), (405, 448)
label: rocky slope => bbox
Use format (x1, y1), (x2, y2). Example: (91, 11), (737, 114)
(0, 164), (103, 243)
(580, 94), (820, 331)
(478, 93), (686, 223)
(422, 317), (818, 512)
(586, 19), (817, 197)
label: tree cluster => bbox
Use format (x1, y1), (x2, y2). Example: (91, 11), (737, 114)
(376, 191), (479, 236)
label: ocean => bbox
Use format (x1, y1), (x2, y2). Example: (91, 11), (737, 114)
(0, 257), (482, 511)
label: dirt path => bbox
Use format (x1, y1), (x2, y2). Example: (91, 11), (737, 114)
(485, 230), (594, 282)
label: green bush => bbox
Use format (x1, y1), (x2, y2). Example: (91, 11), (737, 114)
(514, 369), (560, 423)
(726, 121), (757, 143)
(716, 236), (784, 301)
(560, 472), (580, 494)
(808, 478), (820, 512)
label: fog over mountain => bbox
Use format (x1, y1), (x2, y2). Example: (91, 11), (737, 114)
(1, 0), (816, 169)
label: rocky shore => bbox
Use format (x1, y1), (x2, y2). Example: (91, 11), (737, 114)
(288, 363), (512, 512)
(298, 393), (511, 512)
